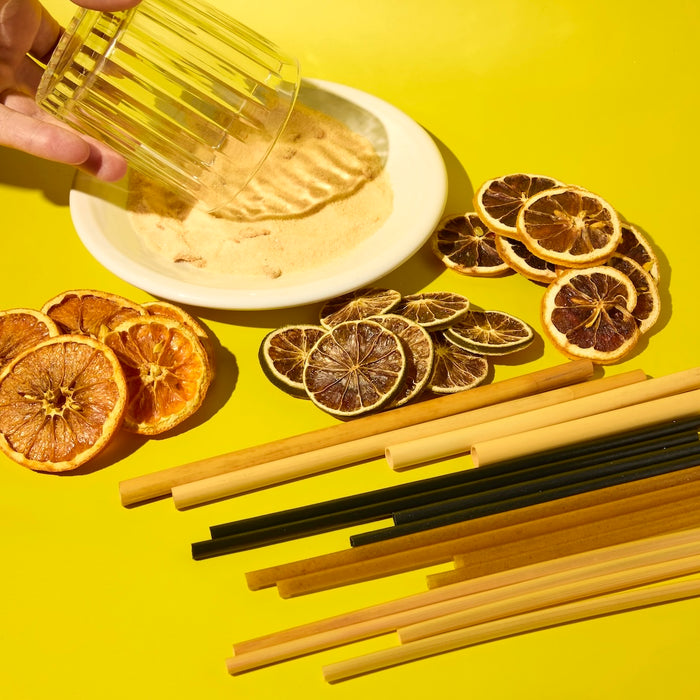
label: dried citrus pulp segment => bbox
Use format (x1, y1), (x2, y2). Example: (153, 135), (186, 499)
(303, 320), (406, 417)
(0, 335), (127, 472)
(494, 234), (558, 284)
(103, 316), (212, 435)
(431, 213), (512, 277)
(616, 222), (661, 282)
(0, 308), (60, 371)
(392, 291), (470, 330)
(516, 186), (622, 268)
(541, 266), (639, 364)
(367, 314), (434, 407)
(427, 334), (489, 394)
(474, 173), (565, 239)
(42, 289), (146, 340)
(259, 324), (326, 396)
(607, 253), (661, 335)
(445, 309), (534, 356)
(319, 287), (402, 329)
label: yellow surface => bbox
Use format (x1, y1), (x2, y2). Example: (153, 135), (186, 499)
(2, 1), (699, 698)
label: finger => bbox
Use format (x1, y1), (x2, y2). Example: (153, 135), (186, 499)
(0, 101), (127, 181)
(72, 0), (142, 10)
(30, 7), (62, 64)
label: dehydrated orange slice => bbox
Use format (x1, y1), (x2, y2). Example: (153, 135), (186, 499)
(392, 291), (470, 330)
(42, 289), (145, 340)
(0, 335), (127, 472)
(430, 213), (512, 277)
(368, 314), (434, 407)
(259, 324), (326, 397)
(141, 299), (215, 369)
(541, 266), (639, 364)
(474, 173), (565, 239)
(616, 222), (660, 282)
(0, 308), (60, 371)
(494, 234), (558, 284)
(445, 309), (534, 356)
(427, 334), (490, 394)
(303, 320), (406, 417)
(319, 288), (402, 329)
(103, 315), (212, 435)
(607, 253), (661, 335)
(516, 186), (622, 268)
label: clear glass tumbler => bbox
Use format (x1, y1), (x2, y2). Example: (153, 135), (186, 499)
(36, 0), (300, 211)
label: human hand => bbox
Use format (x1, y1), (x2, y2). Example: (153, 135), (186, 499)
(0, 0), (141, 180)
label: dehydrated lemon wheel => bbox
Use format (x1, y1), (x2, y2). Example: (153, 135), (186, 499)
(0, 308), (60, 371)
(616, 222), (660, 282)
(0, 335), (127, 472)
(541, 266), (639, 364)
(494, 234), (558, 284)
(303, 320), (406, 417)
(141, 299), (215, 369)
(393, 291), (470, 330)
(427, 334), (490, 394)
(319, 288), (402, 329)
(474, 173), (565, 239)
(259, 324), (326, 397)
(517, 186), (621, 268)
(431, 213), (512, 277)
(368, 314), (434, 407)
(607, 253), (661, 335)
(103, 315), (212, 435)
(445, 309), (534, 356)
(42, 289), (145, 341)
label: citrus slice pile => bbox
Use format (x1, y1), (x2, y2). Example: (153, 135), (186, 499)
(432, 172), (664, 364)
(0, 335), (127, 472)
(260, 287), (537, 417)
(0, 290), (215, 471)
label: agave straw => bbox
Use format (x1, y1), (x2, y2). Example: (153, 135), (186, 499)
(118, 359), (593, 506)
(226, 527), (700, 674)
(321, 577), (700, 683)
(171, 370), (642, 509)
(244, 464), (700, 594)
(385, 366), (700, 470)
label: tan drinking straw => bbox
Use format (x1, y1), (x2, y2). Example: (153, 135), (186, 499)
(386, 366), (700, 470)
(471, 386), (700, 468)
(118, 359), (593, 505)
(321, 577), (700, 683)
(172, 370), (642, 508)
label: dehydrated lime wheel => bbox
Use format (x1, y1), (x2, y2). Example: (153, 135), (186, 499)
(259, 324), (326, 396)
(541, 266), (640, 364)
(516, 186), (622, 268)
(445, 309), (534, 356)
(427, 334), (490, 394)
(368, 314), (434, 407)
(607, 253), (660, 335)
(430, 212), (512, 277)
(319, 288), (402, 329)
(392, 291), (470, 330)
(494, 233), (558, 284)
(616, 222), (660, 282)
(303, 320), (406, 417)
(474, 173), (565, 239)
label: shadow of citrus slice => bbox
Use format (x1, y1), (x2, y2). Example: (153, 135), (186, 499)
(0, 335), (127, 472)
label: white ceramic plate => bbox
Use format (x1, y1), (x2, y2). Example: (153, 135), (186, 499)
(69, 78), (447, 310)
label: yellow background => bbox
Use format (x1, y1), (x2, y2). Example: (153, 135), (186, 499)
(2, 0), (699, 698)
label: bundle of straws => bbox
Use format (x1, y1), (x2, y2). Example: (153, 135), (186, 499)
(118, 360), (700, 681)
